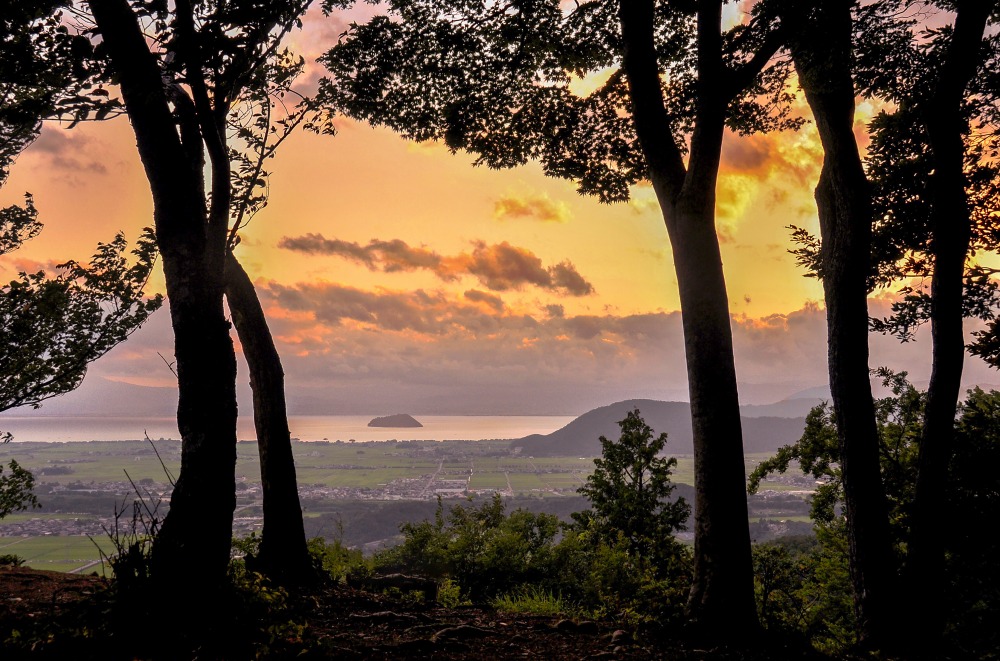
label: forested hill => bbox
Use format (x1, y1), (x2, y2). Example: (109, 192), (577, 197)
(511, 399), (807, 457)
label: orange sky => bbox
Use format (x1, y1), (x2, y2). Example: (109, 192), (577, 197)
(1, 5), (995, 415)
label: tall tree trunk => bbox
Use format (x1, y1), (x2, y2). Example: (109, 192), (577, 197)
(785, 2), (898, 647)
(669, 194), (757, 631)
(225, 251), (312, 583)
(90, 0), (237, 590)
(618, 0), (757, 634)
(908, 2), (991, 647)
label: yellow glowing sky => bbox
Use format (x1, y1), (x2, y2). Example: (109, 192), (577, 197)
(0, 102), (830, 319)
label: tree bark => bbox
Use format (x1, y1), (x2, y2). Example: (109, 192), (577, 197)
(784, 1), (899, 647)
(90, 0), (238, 591)
(225, 251), (312, 583)
(618, 0), (757, 635)
(908, 2), (991, 647)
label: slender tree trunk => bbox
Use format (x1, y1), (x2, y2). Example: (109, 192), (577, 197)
(225, 251), (312, 583)
(90, 0), (237, 590)
(669, 194), (757, 631)
(785, 2), (898, 647)
(618, 0), (757, 634)
(908, 3), (991, 647)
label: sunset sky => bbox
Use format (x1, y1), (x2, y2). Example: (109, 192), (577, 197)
(1, 4), (997, 416)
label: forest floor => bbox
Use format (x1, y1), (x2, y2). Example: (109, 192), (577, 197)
(0, 566), (825, 660)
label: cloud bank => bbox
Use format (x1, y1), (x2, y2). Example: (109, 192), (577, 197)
(48, 281), (1000, 416)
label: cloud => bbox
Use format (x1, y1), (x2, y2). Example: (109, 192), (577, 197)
(278, 234), (595, 296)
(27, 127), (109, 179)
(456, 241), (590, 295)
(80, 286), (1000, 415)
(277, 234), (440, 272)
(549, 261), (595, 296)
(720, 137), (770, 173)
(719, 114), (824, 189)
(278, 234), (378, 264)
(264, 281), (536, 337)
(493, 192), (571, 223)
(464, 289), (505, 313)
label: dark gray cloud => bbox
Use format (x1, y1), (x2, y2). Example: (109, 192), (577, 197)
(29, 128), (109, 176)
(463, 289), (505, 313)
(278, 234), (595, 297)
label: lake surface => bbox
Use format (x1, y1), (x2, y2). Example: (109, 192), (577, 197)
(0, 415), (576, 443)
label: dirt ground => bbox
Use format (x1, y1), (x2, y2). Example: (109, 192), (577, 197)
(0, 566), (823, 660)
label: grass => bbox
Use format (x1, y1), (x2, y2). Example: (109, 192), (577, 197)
(492, 585), (575, 617)
(506, 474), (548, 490)
(1, 535), (113, 574)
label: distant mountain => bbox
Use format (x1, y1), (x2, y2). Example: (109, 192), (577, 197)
(0, 377), (178, 418)
(511, 399), (806, 457)
(739, 398), (826, 418)
(368, 413), (423, 428)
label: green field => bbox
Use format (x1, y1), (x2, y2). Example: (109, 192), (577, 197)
(0, 441), (803, 501)
(1, 439), (810, 569)
(1, 535), (113, 574)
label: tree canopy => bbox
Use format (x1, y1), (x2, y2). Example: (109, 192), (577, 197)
(319, 0), (799, 203)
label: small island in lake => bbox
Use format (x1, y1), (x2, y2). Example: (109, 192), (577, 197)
(367, 413), (423, 428)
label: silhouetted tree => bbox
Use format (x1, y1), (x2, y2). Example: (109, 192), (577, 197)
(1, 2), (121, 180)
(749, 372), (1000, 658)
(892, 5), (995, 647)
(777, 1), (898, 646)
(788, 2), (1000, 647)
(225, 252), (311, 583)
(0, 222), (161, 422)
(320, 0), (799, 633)
(222, 38), (316, 583)
(88, 0), (315, 592)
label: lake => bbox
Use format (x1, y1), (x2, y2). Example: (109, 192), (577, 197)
(0, 415), (576, 443)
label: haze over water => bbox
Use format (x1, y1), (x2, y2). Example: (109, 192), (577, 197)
(0, 415), (576, 443)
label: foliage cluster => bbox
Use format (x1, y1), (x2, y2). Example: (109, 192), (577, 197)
(0, 459), (38, 519)
(748, 372), (1000, 657)
(0, 200), (162, 431)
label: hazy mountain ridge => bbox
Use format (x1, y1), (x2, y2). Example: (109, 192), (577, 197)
(511, 399), (809, 456)
(6, 376), (1000, 421)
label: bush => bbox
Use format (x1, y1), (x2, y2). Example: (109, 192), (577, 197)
(375, 493), (561, 602)
(0, 553), (25, 566)
(307, 535), (369, 582)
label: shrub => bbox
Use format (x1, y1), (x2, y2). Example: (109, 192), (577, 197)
(307, 535), (368, 582)
(0, 553), (25, 566)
